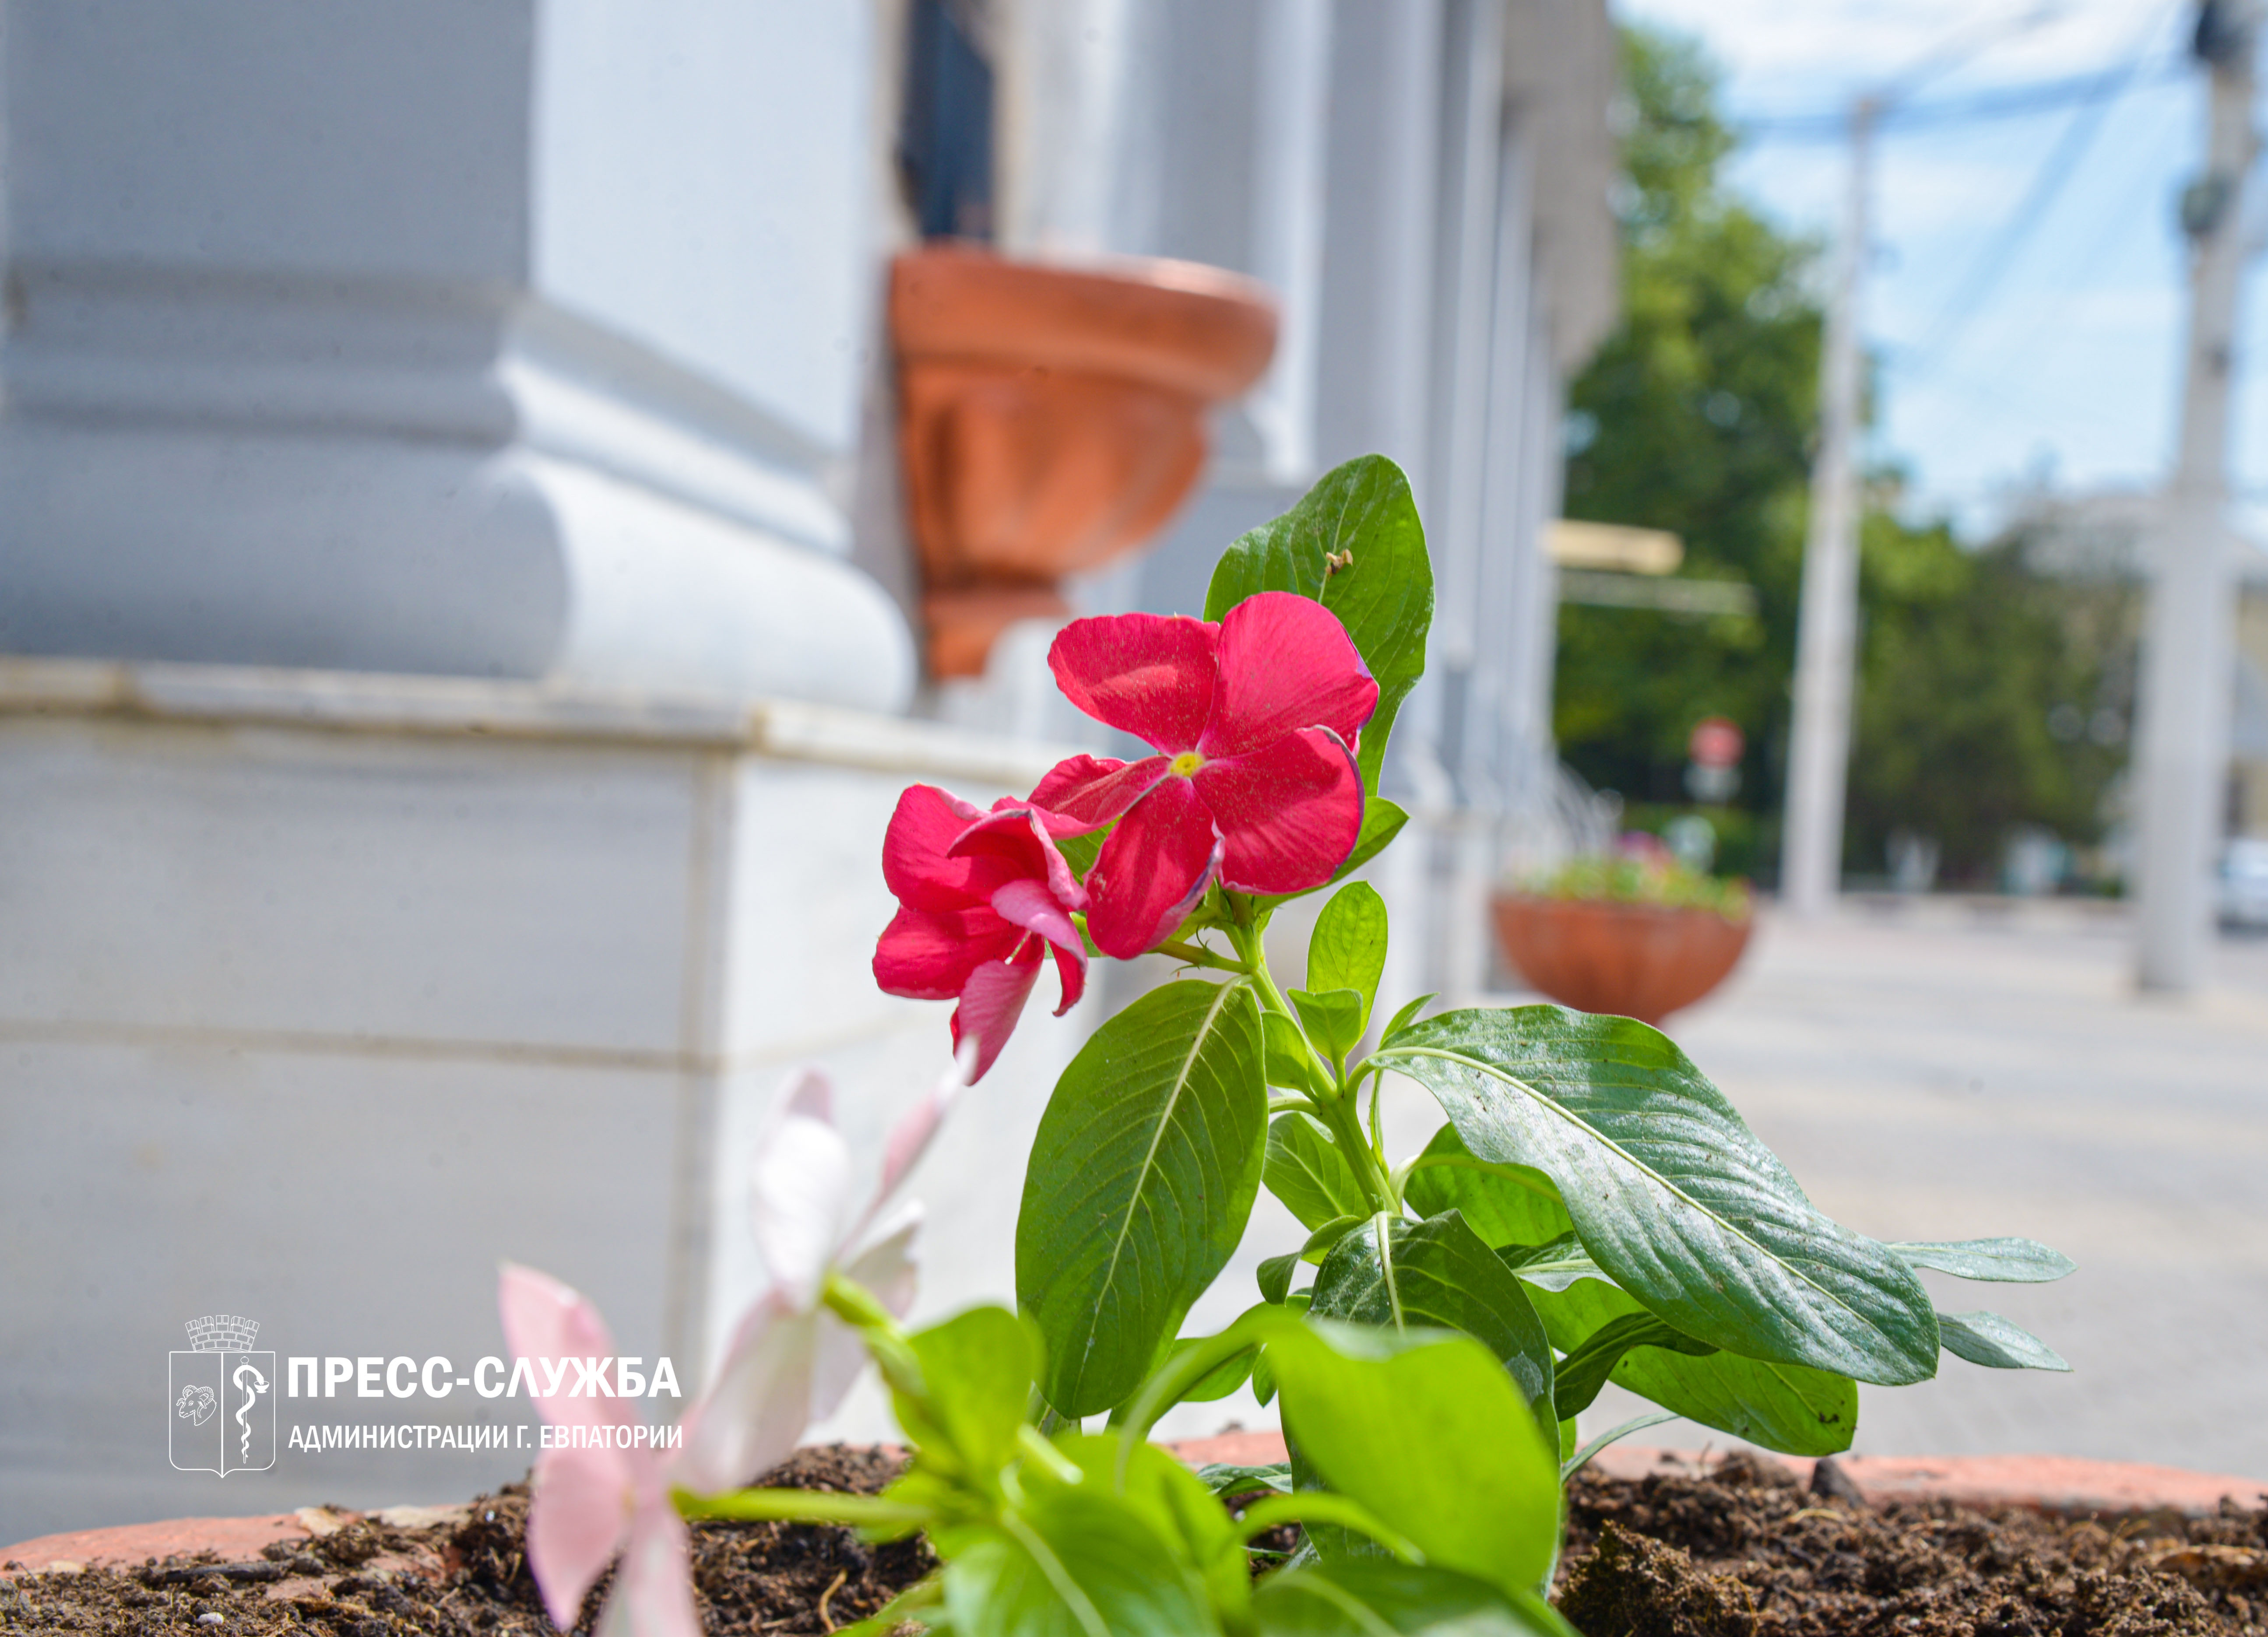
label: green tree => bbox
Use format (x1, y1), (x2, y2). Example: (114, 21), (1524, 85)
(1557, 24), (2132, 886)
(1555, 25), (1818, 839)
(1845, 513), (2134, 883)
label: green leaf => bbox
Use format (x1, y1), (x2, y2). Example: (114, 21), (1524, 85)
(1258, 1253), (1299, 1305)
(1561, 1410), (1681, 1481)
(1264, 1011), (1321, 1092)
(1052, 1433), (1250, 1626)
(1308, 1212), (1557, 1440)
(1340, 797), (1408, 879)
(1551, 1311), (1717, 1420)
(1204, 455), (1435, 797)
(1937, 1310), (2071, 1371)
(1017, 978), (1268, 1416)
(1373, 1007), (1940, 1385)
(1524, 1275), (1858, 1457)
(1494, 1231), (1604, 1290)
(1196, 1461), (1293, 1499)
(893, 1306), (1039, 1479)
(1402, 1124), (1574, 1250)
(1301, 1214), (1367, 1261)
(1309, 882), (1389, 1031)
(1378, 993), (1437, 1043)
(1265, 1113), (1371, 1231)
(1291, 988), (1366, 1064)
(1888, 1238), (2077, 1283)
(942, 1482), (1221, 1637)
(1253, 1561), (1565, 1637)
(1266, 1320), (1562, 1601)
(1056, 825), (1109, 881)
(1170, 1333), (1261, 1396)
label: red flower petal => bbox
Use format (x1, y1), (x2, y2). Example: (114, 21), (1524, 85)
(1029, 754), (1173, 832)
(1192, 727), (1365, 894)
(990, 793), (1092, 838)
(881, 784), (991, 912)
(1083, 777), (1224, 958)
(1047, 935), (1087, 1017)
(950, 806), (1090, 911)
(1048, 612), (1219, 753)
(951, 950), (1043, 1081)
(873, 904), (1022, 1000)
(1199, 593), (1379, 759)
(993, 879), (1088, 1017)
(992, 878), (1084, 959)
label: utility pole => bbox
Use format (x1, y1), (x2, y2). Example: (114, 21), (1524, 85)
(1781, 95), (1877, 917)
(2134, 0), (2256, 993)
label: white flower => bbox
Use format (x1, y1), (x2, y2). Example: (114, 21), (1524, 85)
(499, 1046), (971, 1633)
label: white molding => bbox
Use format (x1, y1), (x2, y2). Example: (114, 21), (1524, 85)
(0, 654), (1075, 787)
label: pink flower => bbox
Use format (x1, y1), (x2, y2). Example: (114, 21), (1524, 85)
(1032, 592), (1379, 957)
(500, 1054), (965, 1634)
(872, 786), (1088, 1080)
(499, 1265), (701, 1637)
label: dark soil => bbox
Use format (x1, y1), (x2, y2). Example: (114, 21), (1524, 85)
(1559, 1451), (2268, 1637)
(6, 1445), (2262, 1634)
(0, 1446), (932, 1635)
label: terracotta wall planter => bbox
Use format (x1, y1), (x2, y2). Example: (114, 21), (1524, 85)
(890, 246), (1277, 677)
(1489, 893), (1753, 1025)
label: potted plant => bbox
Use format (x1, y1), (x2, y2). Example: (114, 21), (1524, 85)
(1491, 836), (1755, 1024)
(22, 459), (2138, 1637)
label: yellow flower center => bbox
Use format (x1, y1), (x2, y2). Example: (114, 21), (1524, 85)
(1169, 750), (1206, 778)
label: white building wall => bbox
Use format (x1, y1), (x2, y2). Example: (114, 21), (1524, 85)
(0, 663), (1088, 1542)
(0, 0), (1616, 1542)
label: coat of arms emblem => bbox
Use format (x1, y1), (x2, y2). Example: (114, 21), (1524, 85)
(169, 1314), (275, 1475)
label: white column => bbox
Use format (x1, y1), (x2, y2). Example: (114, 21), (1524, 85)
(1428, 0), (1511, 685)
(1502, 295), (1566, 818)
(1443, 112), (1540, 1001)
(1313, 0), (1445, 488)
(1468, 118), (1540, 815)
(995, 0), (1143, 257)
(1242, 0), (1336, 482)
(0, 1), (911, 711)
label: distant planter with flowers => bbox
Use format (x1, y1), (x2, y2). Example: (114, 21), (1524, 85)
(1492, 838), (1755, 1025)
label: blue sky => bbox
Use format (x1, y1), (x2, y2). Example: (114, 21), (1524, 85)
(1611, 0), (2265, 539)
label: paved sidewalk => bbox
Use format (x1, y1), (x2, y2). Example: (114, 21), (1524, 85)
(1577, 900), (2268, 1482)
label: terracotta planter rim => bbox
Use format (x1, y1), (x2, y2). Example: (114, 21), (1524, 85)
(1493, 889), (1754, 929)
(1159, 1434), (2264, 1521)
(890, 243), (1278, 400)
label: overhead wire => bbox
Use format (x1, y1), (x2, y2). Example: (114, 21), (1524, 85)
(1737, 55), (2186, 142)
(1876, 81), (2197, 521)
(1905, 2), (2184, 365)
(1718, 5), (2205, 526)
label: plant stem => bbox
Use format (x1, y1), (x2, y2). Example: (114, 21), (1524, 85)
(1226, 913), (1396, 1217)
(1315, 1092), (1395, 1218)
(1153, 936), (1247, 973)
(822, 1272), (926, 1405)
(675, 1486), (930, 1528)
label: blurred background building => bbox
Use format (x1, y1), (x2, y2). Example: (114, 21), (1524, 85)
(0, 0), (1619, 1538)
